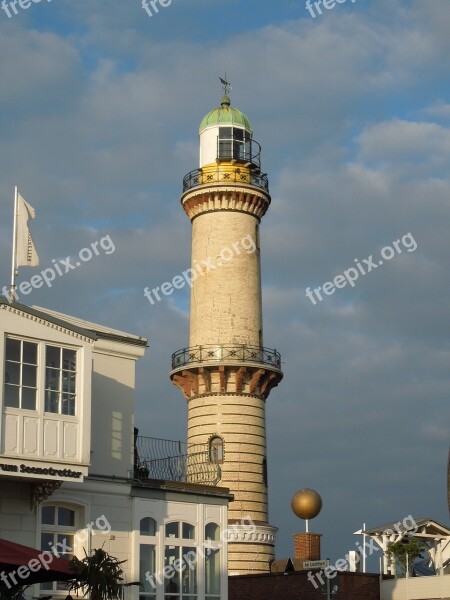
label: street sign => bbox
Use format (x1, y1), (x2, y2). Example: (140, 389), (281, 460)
(303, 560), (328, 569)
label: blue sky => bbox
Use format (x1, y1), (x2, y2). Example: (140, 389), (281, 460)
(1, 0), (450, 570)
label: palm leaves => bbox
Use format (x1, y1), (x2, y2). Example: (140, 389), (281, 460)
(69, 548), (139, 600)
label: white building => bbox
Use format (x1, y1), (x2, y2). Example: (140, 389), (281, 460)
(0, 298), (231, 600)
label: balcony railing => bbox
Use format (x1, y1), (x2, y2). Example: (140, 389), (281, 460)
(183, 167), (269, 193)
(171, 344), (282, 371)
(217, 137), (262, 170)
(134, 436), (221, 485)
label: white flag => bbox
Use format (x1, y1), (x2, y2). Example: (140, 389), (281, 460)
(16, 193), (39, 267)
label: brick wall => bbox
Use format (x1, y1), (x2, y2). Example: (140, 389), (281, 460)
(229, 570), (380, 600)
(293, 532), (322, 560)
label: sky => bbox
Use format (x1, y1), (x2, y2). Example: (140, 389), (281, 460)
(0, 0), (449, 569)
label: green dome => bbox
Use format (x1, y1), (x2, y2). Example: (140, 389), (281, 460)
(199, 96), (252, 133)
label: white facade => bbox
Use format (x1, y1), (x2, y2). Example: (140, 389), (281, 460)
(0, 299), (230, 600)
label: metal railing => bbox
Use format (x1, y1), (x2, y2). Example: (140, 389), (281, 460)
(171, 344), (282, 371)
(134, 436), (221, 485)
(216, 137), (262, 170)
(182, 167), (269, 193)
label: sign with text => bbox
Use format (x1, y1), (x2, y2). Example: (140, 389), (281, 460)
(304, 560), (328, 569)
(0, 458), (87, 482)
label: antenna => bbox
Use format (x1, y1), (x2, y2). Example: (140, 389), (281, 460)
(219, 75), (232, 95)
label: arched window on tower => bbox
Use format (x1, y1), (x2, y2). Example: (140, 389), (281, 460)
(209, 436), (224, 464)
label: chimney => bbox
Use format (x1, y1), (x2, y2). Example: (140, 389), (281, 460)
(293, 532), (322, 560)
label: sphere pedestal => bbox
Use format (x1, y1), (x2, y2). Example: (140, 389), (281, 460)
(293, 532), (322, 560)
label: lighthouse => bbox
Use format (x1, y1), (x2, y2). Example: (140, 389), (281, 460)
(170, 88), (283, 574)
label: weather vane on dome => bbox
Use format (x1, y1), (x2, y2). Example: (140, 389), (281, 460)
(219, 75), (232, 95)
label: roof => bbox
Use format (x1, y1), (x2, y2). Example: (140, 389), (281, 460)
(131, 478), (233, 501)
(271, 557), (305, 573)
(0, 299), (147, 347)
(363, 518), (450, 538)
(199, 95), (252, 133)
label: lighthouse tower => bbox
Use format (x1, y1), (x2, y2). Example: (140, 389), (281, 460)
(170, 91), (283, 574)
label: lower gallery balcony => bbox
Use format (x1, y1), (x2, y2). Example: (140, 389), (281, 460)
(134, 434), (221, 486)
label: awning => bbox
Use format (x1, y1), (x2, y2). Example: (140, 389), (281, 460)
(0, 538), (74, 586)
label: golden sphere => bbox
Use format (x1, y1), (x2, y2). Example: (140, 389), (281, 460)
(291, 488), (322, 520)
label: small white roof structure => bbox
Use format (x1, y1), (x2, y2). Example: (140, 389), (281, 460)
(360, 518), (450, 575)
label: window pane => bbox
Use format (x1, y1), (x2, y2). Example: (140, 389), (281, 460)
(234, 140), (244, 160)
(245, 139), (251, 160)
(45, 391), (59, 413)
(182, 523), (195, 540)
(205, 523), (220, 541)
(40, 582), (53, 591)
(22, 364), (37, 387)
(57, 533), (74, 556)
(5, 339), (20, 362)
(218, 140), (232, 159)
(41, 532), (53, 551)
(140, 517), (157, 536)
(164, 547), (180, 593)
(233, 127), (244, 140)
(5, 361), (20, 385)
(140, 544), (156, 593)
(6, 360), (20, 389)
(63, 349), (76, 372)
(219, 127), (232, 139)
(22, 387), (36, 410)
(205, 548), (220, 595)
(62, 394), (75, 416)
(165, 522), (179, 538)
(58, 508), (75, 527)
(56, 581), (71, 591)
(4, 385), (19, 408)
(42, 506), (55, 525)
(182, 547), (196, 594)
(23, 342), (37, 365)
(46, 346), (60, 368)
(62, 372), (76, 394)
(46, 368), (60, 390)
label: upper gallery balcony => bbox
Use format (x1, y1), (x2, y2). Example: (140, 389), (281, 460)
(170, 344), (282, 374)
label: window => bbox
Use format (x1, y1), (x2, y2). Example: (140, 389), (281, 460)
(218, 127), (232, 159)
(45, 345), (77, 415)
(209, 437), (224, 464)
(164, 522), (197, 600)
(3, 337), (78, 416)
(205, 523), (220, 542)
(40, 505), (77, 592)
(205, 523), (221, 600)
(4, 338), (38, 409)
(217, 127), (253, 163)
(139, 517), (157, 600)
(140, 517), (157, 536)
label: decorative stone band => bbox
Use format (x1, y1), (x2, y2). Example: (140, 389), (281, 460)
(181, 187), (271, 221)
(170, 363), (282, 400)
(228, 523), (278, 546)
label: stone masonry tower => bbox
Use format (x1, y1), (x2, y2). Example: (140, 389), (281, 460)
(170, 92), (283, 574)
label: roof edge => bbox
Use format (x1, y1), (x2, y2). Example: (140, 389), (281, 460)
(0, 299), (147, 347)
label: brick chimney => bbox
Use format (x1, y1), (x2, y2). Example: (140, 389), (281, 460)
(293, 532), (322, 560)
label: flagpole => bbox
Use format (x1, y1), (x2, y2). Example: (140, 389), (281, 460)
(9, 185), (18, 302)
